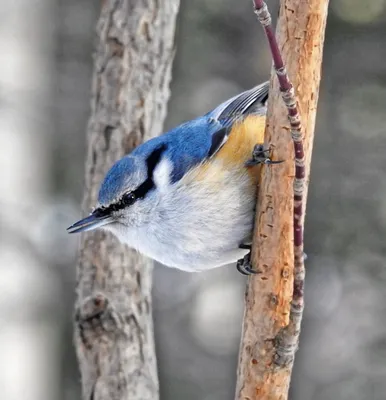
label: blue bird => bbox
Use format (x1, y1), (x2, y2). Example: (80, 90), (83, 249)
(68, 81), (280, 274)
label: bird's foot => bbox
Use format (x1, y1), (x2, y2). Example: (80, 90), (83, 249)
(236, 244), (261, 275)
(245, 144), (284, 167)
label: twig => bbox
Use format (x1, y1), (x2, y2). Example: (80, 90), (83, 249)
(253, 0), (305, 367)
(235, 0), (329, 398)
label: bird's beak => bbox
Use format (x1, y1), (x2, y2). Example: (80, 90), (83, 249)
(67, 211), (113, 234)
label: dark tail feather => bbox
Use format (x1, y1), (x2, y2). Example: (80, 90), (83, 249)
(212, 81), (269, 125)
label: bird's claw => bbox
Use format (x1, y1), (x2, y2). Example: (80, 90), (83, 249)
(237, 245), (261, 275)
(245, 144), (284, 167)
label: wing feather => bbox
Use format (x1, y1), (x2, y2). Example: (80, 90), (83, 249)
(210, 81), (269, 125)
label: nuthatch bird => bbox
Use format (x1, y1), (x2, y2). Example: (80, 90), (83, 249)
(68, 81), (281, 274)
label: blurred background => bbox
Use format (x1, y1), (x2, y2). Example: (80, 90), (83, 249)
(1, 0), (386, 399)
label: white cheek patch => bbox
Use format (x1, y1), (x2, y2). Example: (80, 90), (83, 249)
(153, 157), (172, 192)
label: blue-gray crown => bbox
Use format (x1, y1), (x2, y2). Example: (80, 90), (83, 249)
(98, 156), (138, 206)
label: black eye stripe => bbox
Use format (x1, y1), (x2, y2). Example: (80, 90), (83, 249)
(146, 144), (167, 176)
(95, 144), (168, 215)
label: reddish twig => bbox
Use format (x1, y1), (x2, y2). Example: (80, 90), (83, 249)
(253, 0), (306, 366)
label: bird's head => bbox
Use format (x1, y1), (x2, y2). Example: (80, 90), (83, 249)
(67, 143), (169, 238)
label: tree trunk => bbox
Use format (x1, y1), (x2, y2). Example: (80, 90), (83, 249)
(74, 2), (179, 400)
(235, 0), (329, 399)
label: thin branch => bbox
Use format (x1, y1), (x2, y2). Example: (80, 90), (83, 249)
(254, 0), (306, 367)
(235, 0), (329, 398)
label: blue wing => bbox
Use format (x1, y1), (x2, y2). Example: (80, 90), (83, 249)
(132, 81), (269, 183)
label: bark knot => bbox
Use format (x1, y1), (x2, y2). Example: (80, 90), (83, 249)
(75, 292), (124, 349)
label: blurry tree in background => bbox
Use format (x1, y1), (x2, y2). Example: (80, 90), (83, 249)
(73, 2), (179, 400)
(1, 1), (386, 400)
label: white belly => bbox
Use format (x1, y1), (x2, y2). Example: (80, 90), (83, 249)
(135, 165), (257, 271)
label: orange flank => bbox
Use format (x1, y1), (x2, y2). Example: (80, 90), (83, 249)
(214, 114), (266, 182)
(192, 114), (266, 186)
(215, 114), (266, 166)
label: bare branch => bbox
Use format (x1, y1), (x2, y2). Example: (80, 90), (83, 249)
(254, 0), (306, 367)
(235, 0), (329, 398)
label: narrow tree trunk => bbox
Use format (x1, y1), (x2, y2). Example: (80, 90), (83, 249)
(74, 2), (179, 400)
(235, 1), (329, 399)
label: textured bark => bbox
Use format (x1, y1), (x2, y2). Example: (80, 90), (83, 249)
(235, 1), (329, 399)
(74, 1), (179, 400)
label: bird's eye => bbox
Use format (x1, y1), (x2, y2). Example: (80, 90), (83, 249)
(122, 192), (136, 206)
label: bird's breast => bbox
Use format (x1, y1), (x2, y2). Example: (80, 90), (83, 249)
(132, 115), (267, 270)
